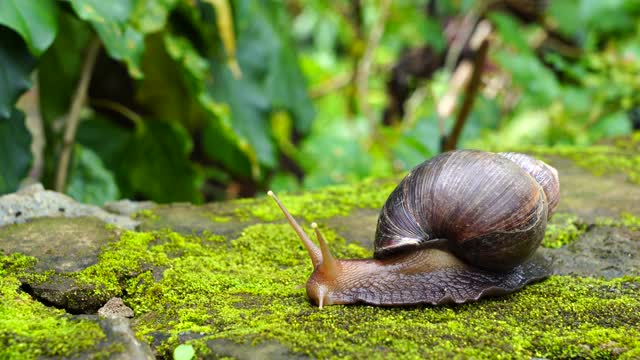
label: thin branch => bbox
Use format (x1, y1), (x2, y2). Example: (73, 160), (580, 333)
(89, 98), (144, 130)
(442, 38), (489, 152)
(356, 0), (392, 126)
(309, 73), (352, 99)
(55, 38), (101, 192)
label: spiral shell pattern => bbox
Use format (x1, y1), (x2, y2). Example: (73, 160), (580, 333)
(374, 150), (558, 271)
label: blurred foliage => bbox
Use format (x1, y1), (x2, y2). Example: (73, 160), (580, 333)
(0, 0), (639, 202)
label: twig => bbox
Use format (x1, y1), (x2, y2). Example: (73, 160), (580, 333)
(356, 0), (392, 126)
(55, 38), (101, 192)
(443, 0), (498, 72)
(89, 98), (144, 130)
(309, 73), (352, 99)
(442, 38), (489, 151)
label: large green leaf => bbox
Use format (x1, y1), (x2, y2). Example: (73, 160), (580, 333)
(70, 0), (144, 78)
(131, 0), (179, 33)
(66, 145), (120, 205)
(205, 0), (315, 169)
(137, 33), (258, 179)
(0, 26), (37, 120)
(38, 13), (92, 124)
(120, 121), (204, 203)
(207, 59), (274, 167)
(69, 0), (133, 24)
(0, 109), (32, 194)
(0, 0), (58, 55)
(92, 22), (144, 78)
(77, 114), (202, 203)
(76, 114), (133, 171)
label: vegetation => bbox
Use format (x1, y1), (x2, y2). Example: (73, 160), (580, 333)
(0, 0), (639, 203)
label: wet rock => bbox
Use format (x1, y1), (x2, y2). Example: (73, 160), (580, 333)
(98, 297), (135, 319)
(0, 183), (138, 229)
(206, 339), (309, 360)
(545, 226), (640, 278)
(98, 317), (155, 360)
(137, 202), (257, 237)
(103, 199), (155, 216)
(0, 217), (121, 312)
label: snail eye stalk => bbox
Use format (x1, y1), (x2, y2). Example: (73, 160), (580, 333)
(268, 191), (322, 267)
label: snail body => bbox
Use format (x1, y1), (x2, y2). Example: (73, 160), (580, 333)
(268, 150), (559, 307)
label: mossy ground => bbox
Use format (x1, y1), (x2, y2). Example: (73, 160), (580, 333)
(506, 132), (640, 185)
(27, 223), (632, 359)
(0, 255), (106, 359)
(2, 143), (639, 359)
(233, 178), (398, 222)
(542, 212), (588, 248)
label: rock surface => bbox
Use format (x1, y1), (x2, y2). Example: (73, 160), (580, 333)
(0, 183), (138, 229)
(0, 149), (639, 359)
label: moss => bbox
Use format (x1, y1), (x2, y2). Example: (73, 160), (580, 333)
(542, 212), (588, 248)
(506, 135), (640, 185)
(0, 253), (37, 276)
(234, 178), (398, 222)
(82, 225), (638, 359)
(208, 215), (232, 223)
(596, 212), (640, 231)
(0, 275), (106, 359)
(132, 209), (159, 221)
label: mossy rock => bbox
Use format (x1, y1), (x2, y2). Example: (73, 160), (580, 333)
(1, 145), (639, 359)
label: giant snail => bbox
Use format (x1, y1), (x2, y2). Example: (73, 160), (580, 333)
(268, 150), (559, 308)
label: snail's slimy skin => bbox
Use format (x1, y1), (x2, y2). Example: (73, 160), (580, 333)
(306, 247), (551, 307)
(268, 150), (558, 308)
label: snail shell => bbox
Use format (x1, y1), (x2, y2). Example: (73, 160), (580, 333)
(375, 150), (556, 271)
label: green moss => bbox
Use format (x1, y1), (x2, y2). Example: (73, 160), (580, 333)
(84, 224), (638, 359)
(208, 215), (232, 223)
(596, 212), (640, 231)
(0, 253), (37, 276)
(132, 209), (159, 221)
(542, 212), (588, 248)
(0, 275), (106, 359)
(509, 137), (640, 185)
(234, 178), (398, 222)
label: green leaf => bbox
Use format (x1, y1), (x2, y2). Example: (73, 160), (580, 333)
(69, 0), (133, 24)
(235, 1), (315, 133)
(489, 12), (532, 55)
(131, 0), (179, 34)
(590, 111), (632, 141)
(204, 1), (315, 170)
(173, 344), (195, 360)
(0, 109), (32, 194)
(70, 0), (144, 78)
(138, 33), (259, 179)
(202, 114), (253, 178)
(38, 13), (92, 124)
(92, 22), (144, 78)
(0, 26), (37, 120)
(494, 50), (560, 107)
(120, 121), (203, 203)
(66, 145), (120, 205)
(76, 114), (133, 172)
(0, 0), (59, 55)
(207, 59), (275, 168)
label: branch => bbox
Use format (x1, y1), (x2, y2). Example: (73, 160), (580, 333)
(309, 73), (352, 99)
(55, 38), (101, 192)
(442, 38), (489, 152)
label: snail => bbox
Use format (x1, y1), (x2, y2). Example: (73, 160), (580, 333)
(268, 150), (559, 308)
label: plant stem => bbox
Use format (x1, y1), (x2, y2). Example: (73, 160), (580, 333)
(54, 37), (101, 192)
(442, 38), (489, 152)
